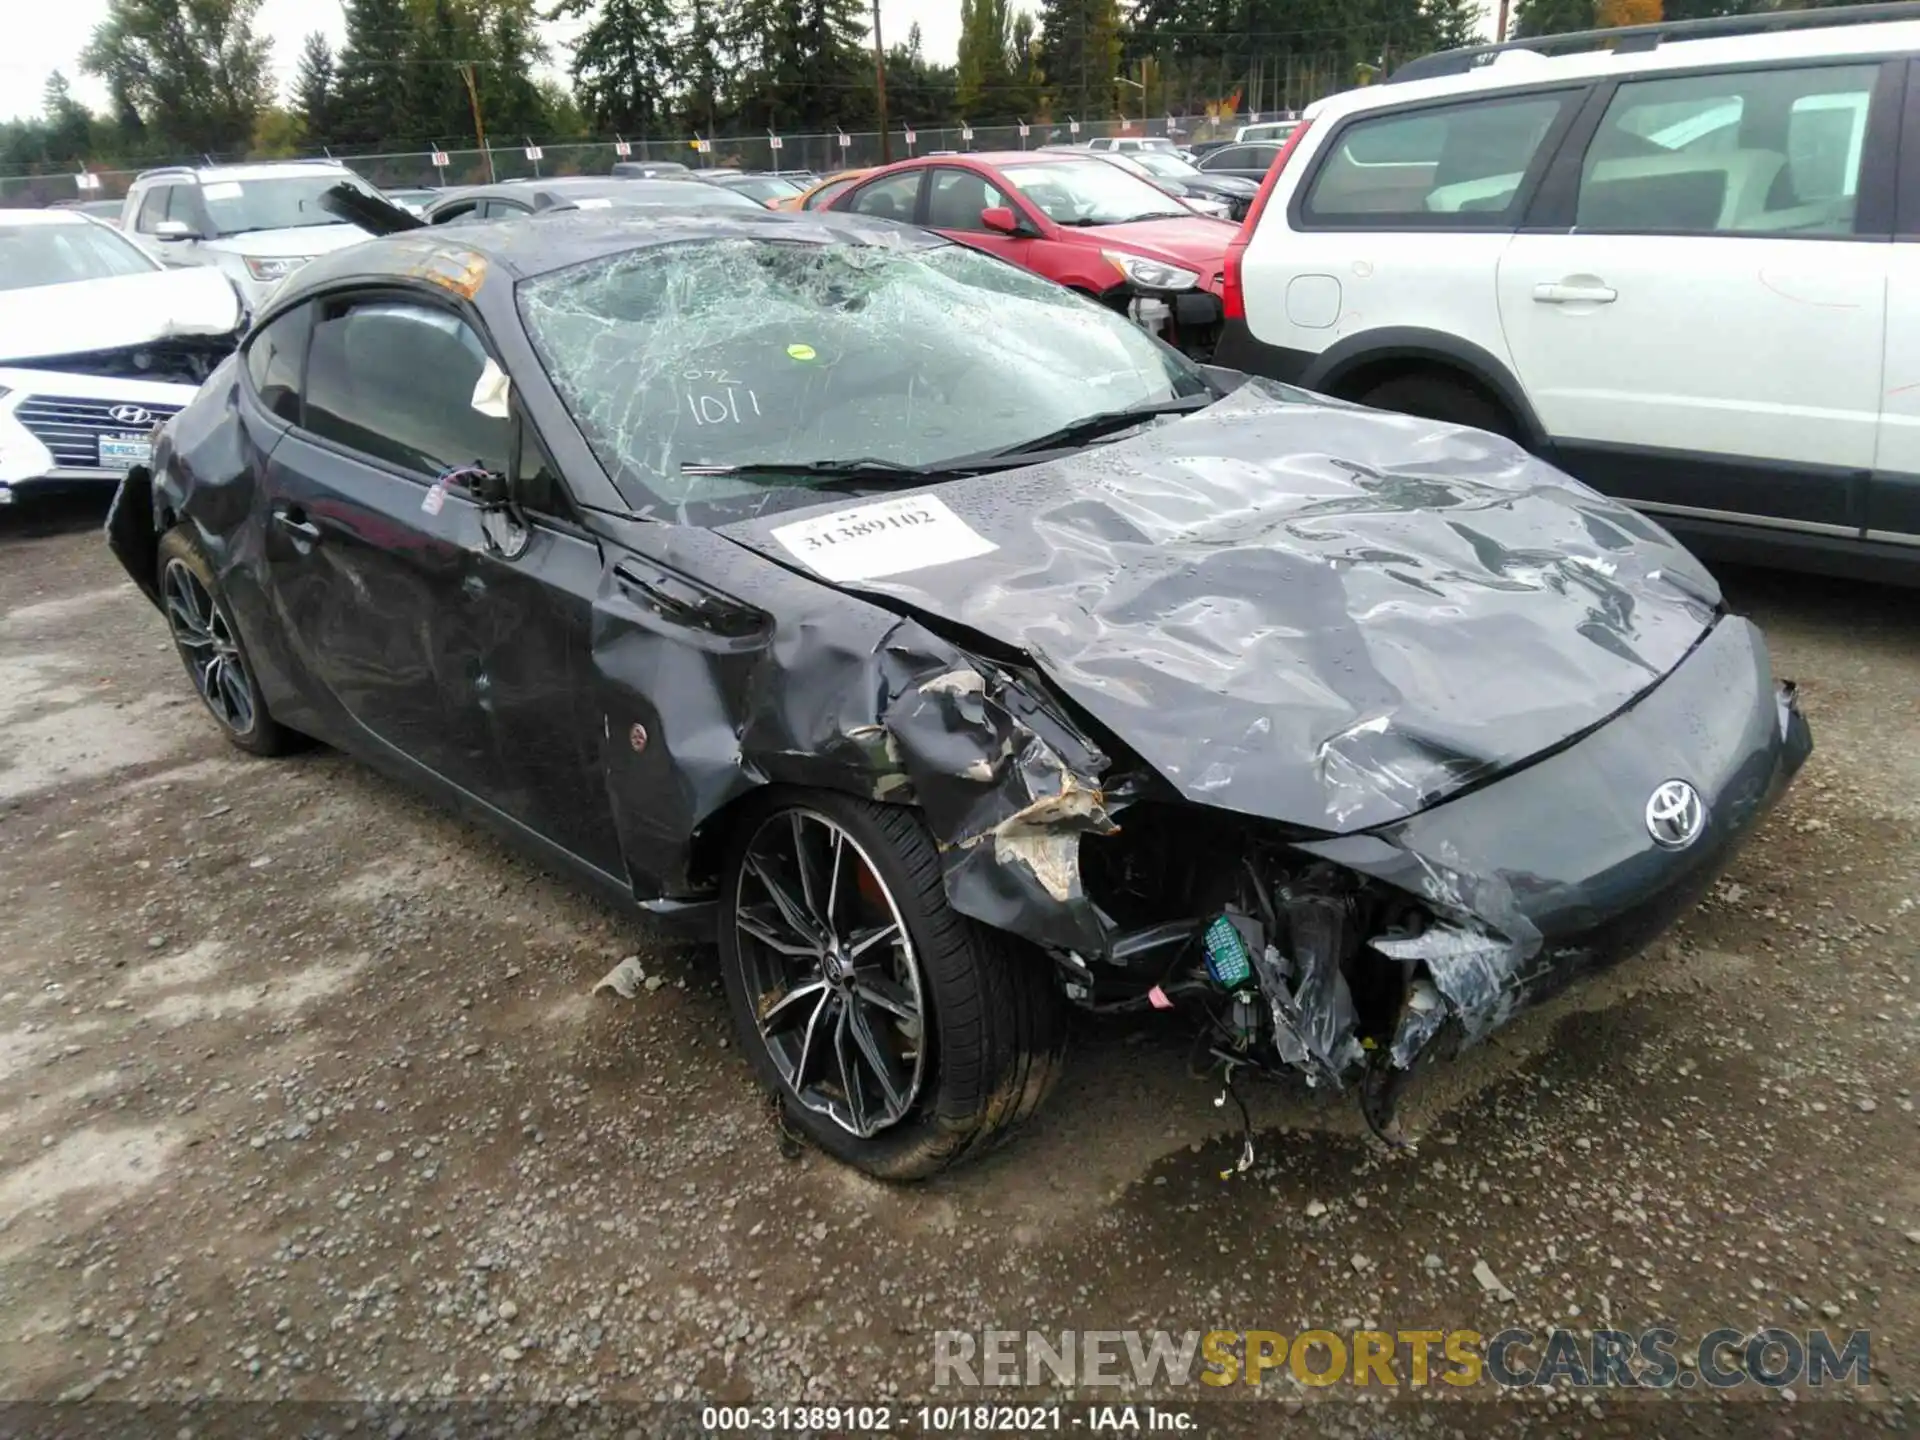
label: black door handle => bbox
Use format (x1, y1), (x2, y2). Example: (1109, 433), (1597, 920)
(275, 508), (321, 544)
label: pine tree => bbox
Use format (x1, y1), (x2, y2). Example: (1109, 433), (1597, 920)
(42, 72), (95, 163)
(675, 0), (731, 137)
(335, 0), (416, 146)
(1035, 0), (1123, 121)
(404, 0), (474, 147)
(730, 0), (868, 132)
(477, 0), (550, 144)
(1005, 12), (1042, 122)
(292, 32), (336, 141)
(554, 0), (678, 133)
(1419, 0), (1484, 50)
(1510, 0), (1597, 38)
(957, 0), (1015, 121)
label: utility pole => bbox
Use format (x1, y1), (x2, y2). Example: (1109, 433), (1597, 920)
(872, 0), (891, 163)
(459, 63), (495, 182)
(1495, 0), (1511, 43)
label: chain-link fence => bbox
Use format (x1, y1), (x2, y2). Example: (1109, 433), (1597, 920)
(0, 110), (1311, 209)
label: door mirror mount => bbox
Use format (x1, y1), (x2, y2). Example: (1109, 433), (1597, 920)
(980, 206), (1026, 237)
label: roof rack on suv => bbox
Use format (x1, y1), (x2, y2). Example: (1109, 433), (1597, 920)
(1388, 0), (1920, 83)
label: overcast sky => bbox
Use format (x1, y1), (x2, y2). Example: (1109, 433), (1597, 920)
(1, 0), (981, 124)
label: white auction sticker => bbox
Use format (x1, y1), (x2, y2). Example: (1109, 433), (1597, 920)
(201, 181), (243, 200)
(770, 494), (996, 583)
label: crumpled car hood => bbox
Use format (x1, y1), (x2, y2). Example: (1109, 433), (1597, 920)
(0, 265), (242, 365)
(718, 383), (1723, 834)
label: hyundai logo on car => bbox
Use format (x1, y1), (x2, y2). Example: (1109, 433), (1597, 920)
(1645, 779), (1706, 849)
(108, 405), (155, 427)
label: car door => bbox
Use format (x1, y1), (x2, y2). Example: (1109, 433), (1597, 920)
(1871, 57), (1920, 548)
(835, 167), (927, 225)
(923, 165), (1034, 264)
(1242, 88), (1583, 403)
(449, 420), (624, 875)
(1499, 59), (1898, 533)
(257, 290), (520, 793)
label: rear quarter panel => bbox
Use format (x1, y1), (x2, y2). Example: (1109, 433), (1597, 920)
(1239, 114), (1524, 388)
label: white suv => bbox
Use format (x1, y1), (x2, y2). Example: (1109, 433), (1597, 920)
(121, 161), (384, 309)
(1215, 6), (1920, 580)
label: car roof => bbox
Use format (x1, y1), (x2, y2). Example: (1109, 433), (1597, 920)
(137, 161), (358, 185)
(277, 208), (944, 304)
(905, 150), (1115, 169)
(6, 209), (98, 228)
(1311, 17), (1920, 123)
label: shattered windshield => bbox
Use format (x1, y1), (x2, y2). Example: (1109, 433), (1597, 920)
(516, 235), (1206, 523)
(998, 159), (1191, 224)
(0, 221), (158, 289)
(201, 174), (381, 235)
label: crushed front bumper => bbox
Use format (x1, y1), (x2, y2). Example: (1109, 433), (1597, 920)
(1290, 614), (1809, 1087)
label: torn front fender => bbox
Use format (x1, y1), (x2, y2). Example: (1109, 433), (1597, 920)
(587, 519), (1120, 952)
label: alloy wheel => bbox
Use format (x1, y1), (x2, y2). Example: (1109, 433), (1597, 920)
(163, 559), (257, 735)
(733, 810), (927, 1138)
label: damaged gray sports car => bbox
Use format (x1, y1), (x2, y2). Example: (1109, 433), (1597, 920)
(106, 210), (1811, 1178)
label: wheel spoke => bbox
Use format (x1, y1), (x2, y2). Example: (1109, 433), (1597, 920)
(792, 988), (834, 1092)
(823, 829), (845, 934)
(737, 906), (820, 959)
(846, 921), (901, 959)
(834, 1001), (869, 1136)
(166, 595), (206, 640)
(758, 977), (828, 1030)
(846, 997), (909, 1119)
(852, 973), (918, 1024)
(732, 808), (928, 1143)
(744, 852), (826, 948)
(219, 663), (254, 728)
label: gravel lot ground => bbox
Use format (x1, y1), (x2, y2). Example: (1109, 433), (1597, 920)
(0, 497), (1914, 1437)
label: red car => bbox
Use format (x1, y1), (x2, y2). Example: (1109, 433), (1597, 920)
(826, 151), (1237, 359)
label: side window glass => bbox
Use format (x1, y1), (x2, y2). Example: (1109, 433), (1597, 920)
(804, 178), (856, 211)
(1577, 64), (1877, 235)
(1304, 94), (1571, 223)
(844, 171), (921, 222)
(432, 201), (483, 226)
(301, 300), (510, 477)
(515, 423), (579, 524)
(242, 305), (313, 423)
(926, 168), (1011, 230)
(135, 187), (170, 233)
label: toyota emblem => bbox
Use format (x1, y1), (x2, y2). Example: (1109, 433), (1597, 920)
(1645, 779), (1706, 850)
(108, 404), (154, 427)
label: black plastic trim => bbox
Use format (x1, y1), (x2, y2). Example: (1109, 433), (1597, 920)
(1898, 57), (1920, 237)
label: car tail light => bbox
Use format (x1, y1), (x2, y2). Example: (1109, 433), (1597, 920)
(1222, 120), (1311, 323)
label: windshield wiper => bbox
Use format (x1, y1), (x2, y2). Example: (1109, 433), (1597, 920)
(972, 393), (1216, 461)
(680, 456), (1013, 489)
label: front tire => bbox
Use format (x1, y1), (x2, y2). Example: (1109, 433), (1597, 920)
(157, 526), (301, 757)
(718, 790), (1067, 1179)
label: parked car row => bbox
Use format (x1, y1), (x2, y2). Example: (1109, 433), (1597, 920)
(13, 3), (1920, 581)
